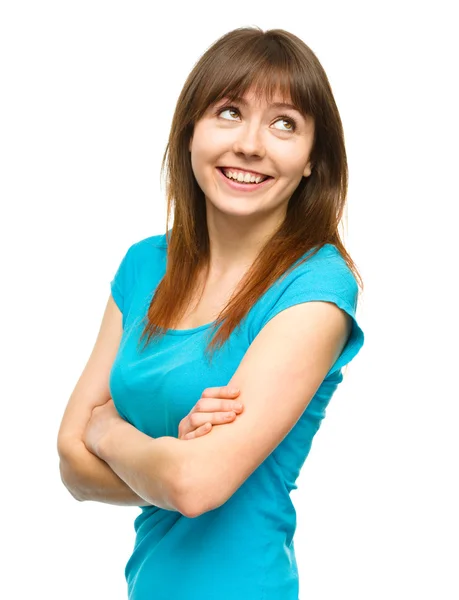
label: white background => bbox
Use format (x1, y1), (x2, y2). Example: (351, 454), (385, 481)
(1, 1), (458, 598)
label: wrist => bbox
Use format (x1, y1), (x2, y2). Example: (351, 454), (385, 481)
(96, 418), (126, 461)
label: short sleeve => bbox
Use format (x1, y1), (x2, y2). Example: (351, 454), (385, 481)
(251, 246), (364, 379)
(110, 243), (138, 326)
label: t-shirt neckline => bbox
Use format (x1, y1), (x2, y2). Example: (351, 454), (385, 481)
(163, 320), (217, 336)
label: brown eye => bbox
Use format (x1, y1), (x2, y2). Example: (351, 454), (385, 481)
(273, 118), (296, 132)
(218, 107), (240, 121)
(217, 106), (297, 132)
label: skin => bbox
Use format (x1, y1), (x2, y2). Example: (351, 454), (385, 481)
(84, 391), (244, 453)
(84, 399), (122, 456)
(189, 87), (315, 281)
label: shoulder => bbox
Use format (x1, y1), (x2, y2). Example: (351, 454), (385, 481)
(119, 232), (168, 270)
(264, 243), (358, 307)
(291, 243), (355, 278)
(111, 231), (168, 288)
(293, 243), (359, 300)
(247, 243), (361, 345)
(127, 231), (168, 255)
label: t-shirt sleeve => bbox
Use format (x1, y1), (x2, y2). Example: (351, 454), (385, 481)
(110, 243), (138, 327)
(251, 248), (364, 379)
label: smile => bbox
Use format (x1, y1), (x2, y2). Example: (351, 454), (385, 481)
(216, 167), (274, 192)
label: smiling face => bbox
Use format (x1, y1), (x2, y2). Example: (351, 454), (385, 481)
(189, 87), (315, 225)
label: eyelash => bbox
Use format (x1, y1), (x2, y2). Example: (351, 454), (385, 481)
(216, 105), (298, 132)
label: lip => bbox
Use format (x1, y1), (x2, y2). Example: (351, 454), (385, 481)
(216, 167), (274, 192)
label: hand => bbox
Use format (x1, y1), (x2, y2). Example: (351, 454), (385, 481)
(178, 386), (244, 440)
(84, 398), (124, 456)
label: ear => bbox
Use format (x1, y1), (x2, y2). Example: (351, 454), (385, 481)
(303, 160), (313, 178)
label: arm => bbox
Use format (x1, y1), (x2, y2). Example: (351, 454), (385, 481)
(57, 294), (161, 507)
(178, 301), (355, 518)
(94, 420), (188, 514)
(58, 438), (154, 506)
(97, 302), (351, 518)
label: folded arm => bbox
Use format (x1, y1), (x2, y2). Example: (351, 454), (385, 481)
(58, 437), (153, 507)
(94, 420), (188, 513)
(59, 426), (188, 513)
(178, 301), (353, 518)
(57, 293), (182, 509)
(57, 293), (187, 512)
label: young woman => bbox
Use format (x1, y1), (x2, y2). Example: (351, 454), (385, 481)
(58, 26), (365, 600)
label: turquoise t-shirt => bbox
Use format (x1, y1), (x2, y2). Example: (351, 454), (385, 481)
(109, 232), (364, 600)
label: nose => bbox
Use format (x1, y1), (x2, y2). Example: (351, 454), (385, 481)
(232, 121), (266, 158)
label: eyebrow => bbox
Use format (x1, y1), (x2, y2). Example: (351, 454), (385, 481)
(220, 96), (301, 114)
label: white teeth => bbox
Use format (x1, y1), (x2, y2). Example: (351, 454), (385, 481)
(222, 169), (267, 184)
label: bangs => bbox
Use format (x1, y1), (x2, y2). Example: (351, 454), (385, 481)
(190, 37), (317, 122)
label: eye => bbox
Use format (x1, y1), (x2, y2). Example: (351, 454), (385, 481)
(217, 106), (297, 132)
(218, 107), (240, 121)
(272, 116), (297, 132)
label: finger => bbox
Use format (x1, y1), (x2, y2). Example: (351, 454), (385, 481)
(184, 423), (212, 440)
(194, 399), (243, 415)
(201, 386), (240, 398)
(187, 410), (237, 433)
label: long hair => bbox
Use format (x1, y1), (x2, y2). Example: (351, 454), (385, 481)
(139, 26), (364, 363)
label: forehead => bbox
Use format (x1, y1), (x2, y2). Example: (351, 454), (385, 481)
(223, 91), (297, 110)
(211, 84), (300, 112)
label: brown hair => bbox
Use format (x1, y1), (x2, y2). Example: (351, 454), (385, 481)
(139, 26), (364, 362)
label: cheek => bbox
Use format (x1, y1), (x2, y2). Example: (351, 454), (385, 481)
(194, 122), (229, 158)
(278, 146), (312, 178)
(190, 145), (213, 191)
(190, 135), (214, 171)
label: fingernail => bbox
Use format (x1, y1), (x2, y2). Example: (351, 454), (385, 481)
(234, 403), (243, 409)
(230, 388), (240, 394)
